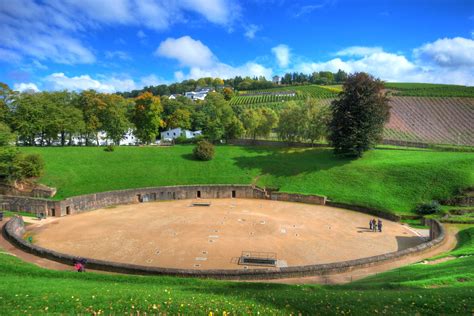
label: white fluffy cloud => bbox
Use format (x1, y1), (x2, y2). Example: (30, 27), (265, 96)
(40, 72), (165, 93)
(272, 44), (291, 68)
(244, 24), (260, 39)
(0, 0), (238, 65)
(13, 82), (40, 92)
(292, 37), (474, 85)
(156, 36), (216, 68)
(296, 52), (416, 82)
(105, 51), (132, 61)
(156, 36), (273, 80)
(414, 37), (474, 68)
(336, 46), (384, 57)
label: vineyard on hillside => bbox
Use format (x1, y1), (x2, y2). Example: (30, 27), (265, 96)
(384, 97), (474, 146)
(385, 83), (474, 97)
(231, 99), (334, 113)
(232, 95), (473, 147)
(229, 93), (305, 105)
(231, 84), (338, 105)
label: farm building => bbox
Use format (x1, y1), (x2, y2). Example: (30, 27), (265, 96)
(161, 128), (202, 141)
(184, 88), (213, 101)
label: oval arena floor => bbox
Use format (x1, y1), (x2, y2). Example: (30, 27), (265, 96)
(29, 199), (426, 270)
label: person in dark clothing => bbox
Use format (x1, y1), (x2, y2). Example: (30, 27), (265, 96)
(377, 219), (383, 232)
(369, 219), (373, 231)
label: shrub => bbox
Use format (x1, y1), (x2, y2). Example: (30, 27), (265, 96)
(17, 153), (44, 179)
(415, 201), (441, 215)
(104, 144), (115, 152)
(176, 135), (205, 145)
(193, 140), (214, 161)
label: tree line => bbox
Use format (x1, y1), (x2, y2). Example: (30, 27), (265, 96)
(0, 83), (332, 147)
(119, 70), (348, 98)
(1, 72), (389, 159)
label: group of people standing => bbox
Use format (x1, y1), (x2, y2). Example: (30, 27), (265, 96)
(369, 218), (383, 232)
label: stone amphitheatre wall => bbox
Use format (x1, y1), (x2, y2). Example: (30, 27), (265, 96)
(1, 185), (403, 223)
(1, 185), (266, 217)
(4, 216), (445, 280)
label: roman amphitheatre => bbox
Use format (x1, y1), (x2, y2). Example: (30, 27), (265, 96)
(27, 198), (426, 270)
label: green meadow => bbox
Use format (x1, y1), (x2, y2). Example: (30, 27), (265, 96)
(22, 145), (474, 215)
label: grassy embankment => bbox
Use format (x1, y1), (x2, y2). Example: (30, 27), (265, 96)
(21, 145), (474, 215)
(0, 226), (472, 314)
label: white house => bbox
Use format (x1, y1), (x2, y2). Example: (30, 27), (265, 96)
(272, 76), (281, 84)
(120, 129), (137, 145)
(184, 88), (213, 101)
(161, 128), (202, 140)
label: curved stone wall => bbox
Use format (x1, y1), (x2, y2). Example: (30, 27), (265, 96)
(4, 215), (445, 280)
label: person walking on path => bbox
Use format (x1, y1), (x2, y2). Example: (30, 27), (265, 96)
(377, 219), (383, 233)
(369, 219), (373, 231)
(372, 219), (377, 232)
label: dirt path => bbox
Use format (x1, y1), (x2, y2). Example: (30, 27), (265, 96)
(0, 219), (71, 271)
(0, 218), (459, 284)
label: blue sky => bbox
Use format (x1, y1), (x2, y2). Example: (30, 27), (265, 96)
(1, 0), (473, 92)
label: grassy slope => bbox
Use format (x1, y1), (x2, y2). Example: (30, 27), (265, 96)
(345, 227), (474, 289)
(22, 145), (474, 214)
(1, 227), (473, 315)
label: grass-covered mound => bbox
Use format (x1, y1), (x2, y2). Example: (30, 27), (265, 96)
(22, 145), (473, 214)
(1, 226), (473, 315)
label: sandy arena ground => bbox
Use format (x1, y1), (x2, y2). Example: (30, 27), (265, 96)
(29, 199), (425, 270)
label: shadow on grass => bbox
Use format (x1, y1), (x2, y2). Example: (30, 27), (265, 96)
(181, 153), (197, 161)
(231, 146), (352, 179)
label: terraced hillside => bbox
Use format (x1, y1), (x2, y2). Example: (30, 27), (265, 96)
(385, 97), (474, 146)
(231, 85), (338, 105)
(231, 87), (474, 146)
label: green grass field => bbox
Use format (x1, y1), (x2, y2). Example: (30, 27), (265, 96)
(21, 145), (474, 215)
(1, 226), (472, 315)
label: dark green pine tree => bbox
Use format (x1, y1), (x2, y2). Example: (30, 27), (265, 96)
(329, 72), (390, 157)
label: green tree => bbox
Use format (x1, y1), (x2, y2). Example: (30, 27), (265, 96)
(213, 78), (224, 88)
(167, 108), (191, 130)
(222, 87), (234, 101)
(10, 93), (43, 145)
(334, 69), (348, 83)
(225, 116), (244, 140)
(277, 102), (305, 142)
(100, 94), (131, 145)
(329, 72), (390, 157)
(255, 108), (278, 139)
(0, 122), (44, 184)
(200, 92), (235, 142)
(131, 92), (164, 144)
(0, 123), (15, 146)
(302, 99), (331, 145)
(0, 83), (14, 124)
(196, 78), (207, 88)
(240, 108), (261, 139)
(77, 90), (104, 145)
